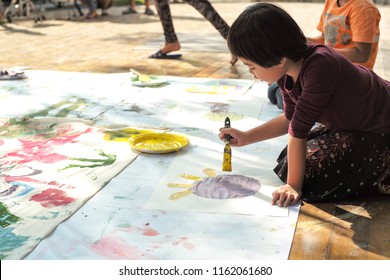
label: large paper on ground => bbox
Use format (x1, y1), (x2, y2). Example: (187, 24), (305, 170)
(0, 70), (299, 260)
(0, 117), (139, 259)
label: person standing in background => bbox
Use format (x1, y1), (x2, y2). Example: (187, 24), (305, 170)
(307, 0), (380, 70)
(150, 0), (237, 65)
(268, 0), (381, 109)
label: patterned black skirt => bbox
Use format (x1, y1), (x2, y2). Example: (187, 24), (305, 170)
(274, 124), (390, 203)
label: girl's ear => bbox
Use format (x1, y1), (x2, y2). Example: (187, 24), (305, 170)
(279, 57), (287, 65)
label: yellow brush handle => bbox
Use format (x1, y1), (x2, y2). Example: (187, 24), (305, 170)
(222, 117), (232, 172)
(222, 143), (232, 172)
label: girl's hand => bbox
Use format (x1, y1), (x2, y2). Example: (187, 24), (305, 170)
(218, 127), (246, 147)
(271, 184), (302, 207)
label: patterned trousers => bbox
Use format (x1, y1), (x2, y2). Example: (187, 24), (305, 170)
(274, 125), (390, 203)
(154, 0), (230, 43)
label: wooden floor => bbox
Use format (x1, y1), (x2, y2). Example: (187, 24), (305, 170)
(1, 1), (389, 260)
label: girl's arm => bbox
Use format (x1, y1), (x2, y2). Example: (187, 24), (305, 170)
(219, 114), (290, 147)
(272, 135), (306, 207)
(286, 135), (306, 190)
(306, 35), (325, 44)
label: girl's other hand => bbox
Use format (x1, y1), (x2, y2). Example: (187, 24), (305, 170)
(271, 184), (302, 207)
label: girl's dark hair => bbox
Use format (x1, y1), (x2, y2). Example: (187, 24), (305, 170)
(228, 3), (309, 68)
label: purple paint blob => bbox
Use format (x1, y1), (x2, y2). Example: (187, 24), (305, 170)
(190, 175), (260, 199)
(209, 103), (230, 113)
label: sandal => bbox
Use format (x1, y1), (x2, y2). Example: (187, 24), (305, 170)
(122, 7), (137, 14)
(85, 11), (98, 20)
(144, 8), (154, 15)
(148, 50), (182, 59)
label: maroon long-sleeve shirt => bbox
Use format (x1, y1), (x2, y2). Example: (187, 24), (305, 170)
(278, 44), (390, 139)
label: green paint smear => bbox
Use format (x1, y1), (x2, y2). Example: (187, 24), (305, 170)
(28, 211), (59, 220)
(1, 97), (92, 138)
(0, 117), (55, 139)
(117, 223), (132, 228)
(204, 112), (244, 122)
(1, 96), (89, 139)
(26, 97), (89, 118)
(0, 203), (21, 228)
(113, 196), (130, 200)
(58, 149), (116, 171)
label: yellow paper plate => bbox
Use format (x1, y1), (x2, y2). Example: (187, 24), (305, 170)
(129, 133), (190, 154)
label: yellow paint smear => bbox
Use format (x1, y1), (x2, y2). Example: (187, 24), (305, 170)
(179, 174), (202, 180)
(167, 183), (192, 188)
(169, 190), (192, 200)
(204, 112), (244, 122)
(203, 168), (217, 177)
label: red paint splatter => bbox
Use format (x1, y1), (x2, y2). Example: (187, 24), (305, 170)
(30, 188), (75, 208)
(5, 176), (65, 188)
(117, 224), (160, 237)
(172, 237), (195, 250)
(91, 236), (156, 259)
(1, 128), (92, 165)
(142, 227), (159, 237)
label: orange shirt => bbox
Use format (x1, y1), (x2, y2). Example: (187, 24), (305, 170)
(317, 0), (381, 69)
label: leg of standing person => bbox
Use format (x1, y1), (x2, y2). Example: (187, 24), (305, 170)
(184, 0), (229, 40)
(151, 0), (181, 56)
(145, 0), (155, 15)
(0, 2), (4, 23)
(123, 0), (138, 14)
(183, 0), (237, 65)
(151, 0), (237, 64)
(85, 0), (98, 19)
(100, 0), (112, 16)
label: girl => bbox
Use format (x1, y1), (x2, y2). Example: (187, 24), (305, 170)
(219, 3), (390, 207)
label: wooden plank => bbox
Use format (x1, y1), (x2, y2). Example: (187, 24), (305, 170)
(289, 202), (334, 259)
(328, 202), (369, 259)
(366, 196), (390, 259)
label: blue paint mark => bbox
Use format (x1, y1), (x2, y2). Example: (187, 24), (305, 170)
(0, 227), (29, 259)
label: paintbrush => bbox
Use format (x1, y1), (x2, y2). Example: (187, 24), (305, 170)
(222, 117), (232, 172)
(130, 68), (151, 82)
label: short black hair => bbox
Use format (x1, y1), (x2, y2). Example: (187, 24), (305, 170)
(228, 3), (309, 68)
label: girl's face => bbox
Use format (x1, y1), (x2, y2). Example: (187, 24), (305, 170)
(239, 57), (287, 84)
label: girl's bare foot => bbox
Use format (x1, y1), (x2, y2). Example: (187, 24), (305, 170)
(161, 41), (181, 54)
